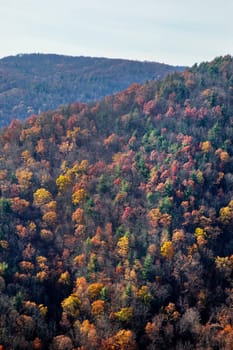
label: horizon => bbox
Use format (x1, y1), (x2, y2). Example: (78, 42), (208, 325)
(1, 51), (232, 68)
(0, 51), (190, 67)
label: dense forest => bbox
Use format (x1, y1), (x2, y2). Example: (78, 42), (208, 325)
(0, 53), (185, 127)
(0, 55), (233, 349)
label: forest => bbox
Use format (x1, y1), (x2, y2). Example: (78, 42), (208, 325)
(0, 53), (185, 127)
(0, 55), (233, 349)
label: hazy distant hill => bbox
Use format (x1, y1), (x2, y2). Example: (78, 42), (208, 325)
(0, 53), (185, 126)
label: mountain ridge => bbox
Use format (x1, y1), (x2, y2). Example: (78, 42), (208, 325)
(0, 53), (186, 127)
(0, 55), (233, 349)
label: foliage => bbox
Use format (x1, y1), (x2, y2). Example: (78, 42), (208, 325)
(160, 241), (175, 259)
(61, 294), (81, 318)
(72, 188), (87, 205)
(0, 53), (185, 126)
(114, 307), (133, 322)
(0, 55), (233, 349)
(33, 188), (52, 207)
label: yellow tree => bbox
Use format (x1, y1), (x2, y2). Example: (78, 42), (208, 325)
(117, 236), (129, 258)
(200, 140), (213, 153)
(56, 174), (72, 192)
(87, 283), (104, 300)
(219, 200), (233, 225)
(114, 307), (133, 322)
(33, 188), (52, 208)
(195, 227), (207, 246)
(160, 241), (175, 259)
(61, 294), (81, 318)
(72, 188), (87, 205)
(101, 329), (136, 350)
(58, 271), (70, 286)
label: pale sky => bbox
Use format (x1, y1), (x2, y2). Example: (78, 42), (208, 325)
(1, 0), (233, 66)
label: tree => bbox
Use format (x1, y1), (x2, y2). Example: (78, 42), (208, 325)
(200, 141), (213, 153)
(42, 211), (57, 226)
(33, 188), (52, 207)
(114, 307), (133, 322)
(101, 329), (136, 350)
(61, 294), (81, 318)
(40, 229), (53, 242)
(79, 319), (99, 349)
(0, 198), (11, 219)
(91, 299), (105, 316)
(160, 241), (175, 259)
(137, 285), (152, 305)
(56, 174), (72, 192)
(15, 168), (33, 190)
(10, 197), (30, 214)
(72, 208), (84, 224)
(51, 335), (73, 350)
(58, 271), (70, 286)
(117, 236), (129, 258)
(72, 188), (87, 205)
(142, 255), (153, 280)
(218, 200), (233, 225)
(87, 283), (104, 299)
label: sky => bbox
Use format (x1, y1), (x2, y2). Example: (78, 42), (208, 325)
(1, 0), (233, 66)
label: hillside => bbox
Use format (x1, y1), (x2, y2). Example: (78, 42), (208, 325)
(0, 53), (185, 126)
(0, 55), (233, 349)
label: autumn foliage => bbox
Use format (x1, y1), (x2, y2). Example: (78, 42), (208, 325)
(0, 55), (233, 349)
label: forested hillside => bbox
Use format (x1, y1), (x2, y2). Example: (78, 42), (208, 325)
(0, 53), (185, 126)
(0, 55), (233, 349)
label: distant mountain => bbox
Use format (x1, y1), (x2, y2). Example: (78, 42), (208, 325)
(0, 53), (185, 126)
